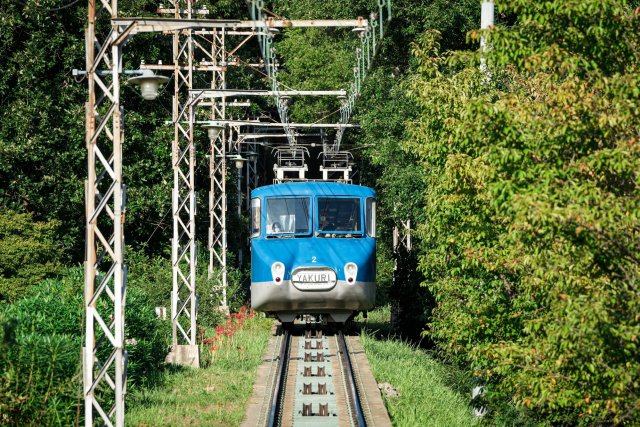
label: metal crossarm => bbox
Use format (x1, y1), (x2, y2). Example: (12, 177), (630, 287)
(111, 18), (368, 34)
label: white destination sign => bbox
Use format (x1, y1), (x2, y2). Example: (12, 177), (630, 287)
(292, 268), (337, 291)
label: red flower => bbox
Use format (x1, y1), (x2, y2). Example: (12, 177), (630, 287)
(239, 306), (247, 313)
(209, 345), (217, 351)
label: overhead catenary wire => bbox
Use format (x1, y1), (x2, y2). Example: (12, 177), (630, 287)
(14, 0), (83, 12)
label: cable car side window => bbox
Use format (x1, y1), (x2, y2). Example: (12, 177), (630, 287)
(317, 198), (362, 236)
(366, 198), (376, 237)
(251, 198), (261, 238)
(266, 197), (310, 237)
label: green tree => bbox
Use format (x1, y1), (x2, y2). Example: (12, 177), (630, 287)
(403, 1), (640, 423)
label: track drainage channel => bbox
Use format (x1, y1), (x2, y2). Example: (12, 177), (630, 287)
(268, 322), (367, 427)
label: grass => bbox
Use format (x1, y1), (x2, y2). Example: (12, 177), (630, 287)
(126, 310), (272, 426)
(356, 307), (480, 427)
(125, 307), (482, 426)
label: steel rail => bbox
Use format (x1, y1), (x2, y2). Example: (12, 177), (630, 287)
(338, 330), (367, 427)
(268, 327), (292, 427)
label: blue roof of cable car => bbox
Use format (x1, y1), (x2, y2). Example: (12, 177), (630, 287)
(251, 182), (375, 198)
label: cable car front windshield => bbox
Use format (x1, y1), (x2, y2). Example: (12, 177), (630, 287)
(317, 198), (362, 237)
(266, 197), (311, 237)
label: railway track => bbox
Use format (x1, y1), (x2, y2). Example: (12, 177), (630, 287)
(267, 321), (367, 427)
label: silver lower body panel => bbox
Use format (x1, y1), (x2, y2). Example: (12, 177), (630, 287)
(251, 280), (376, 323)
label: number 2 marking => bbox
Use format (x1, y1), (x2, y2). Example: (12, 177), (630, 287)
(311, 256), (317, 263)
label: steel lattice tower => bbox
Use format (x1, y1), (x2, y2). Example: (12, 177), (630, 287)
(83, 0), (127, 424)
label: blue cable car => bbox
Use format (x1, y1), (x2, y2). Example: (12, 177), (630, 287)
(250, 182), (376, 323)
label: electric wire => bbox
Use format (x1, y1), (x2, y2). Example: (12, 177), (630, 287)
(14, 0), (82, 12)
(143, 140), (216, 245)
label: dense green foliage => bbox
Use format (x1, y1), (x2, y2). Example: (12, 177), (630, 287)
(0, 0), (253, 262)
(401, 2), (640, 424)
(0, 211), (61, 302)
(0, 2), (86, 261)
(277, 0), (640, 423)
(0, 267), (170, 425)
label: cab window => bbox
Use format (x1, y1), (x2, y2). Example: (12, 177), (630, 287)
(251, 198), (261, 238)
(266, 198), (310, 236)
(317, 198), (361, 234)
(366, 198), (376, 237)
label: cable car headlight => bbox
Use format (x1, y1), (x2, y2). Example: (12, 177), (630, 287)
(344, 262), (358, 284)
(271, 262), (285, 284)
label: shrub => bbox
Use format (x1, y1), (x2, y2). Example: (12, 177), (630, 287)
(0, 269), (83, 425)
(127, 248), (247, 330)
(196, 259), (246, 329)
(0, 210), (62, 302)
(0, 267), (171, 424)
(389, 245), (433, 343)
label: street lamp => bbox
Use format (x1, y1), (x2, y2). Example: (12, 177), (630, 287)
(232, 154), (246, 170)
(202, 122), (225, 140)
(127, 69), (170, 101)
(352, 26), (366, 38)
(246, 151), (258, 163)
(279, 94), (291, 107)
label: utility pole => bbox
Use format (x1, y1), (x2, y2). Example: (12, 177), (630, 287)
(207, 26), (229, 312)
(83, 0), (127, 424)
(166, 0), (200, 368)
(480, 0), (495, 78)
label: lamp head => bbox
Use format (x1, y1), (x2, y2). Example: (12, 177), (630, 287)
(233, 155), (246, 170)
(279, 95), (291, 107)
(203, 122), (225, 140)
(352, 27), (366, 38)
(246, 151), (258, 162)
(128, 69), (170, 101)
